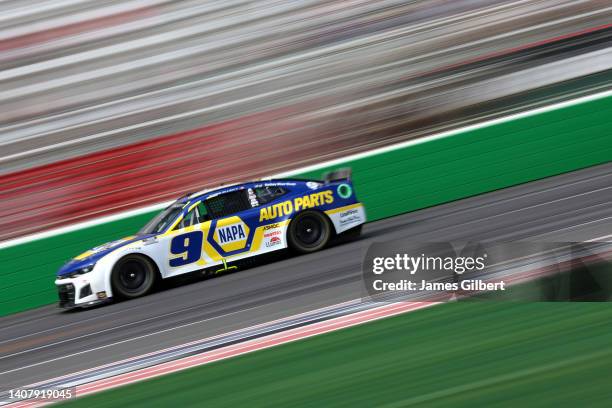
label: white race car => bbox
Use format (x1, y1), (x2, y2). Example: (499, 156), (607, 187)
(55, 172), (366, 308)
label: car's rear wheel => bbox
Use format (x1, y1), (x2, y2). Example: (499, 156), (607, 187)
(111, 255), (157, 299)
(288, 211), (331, 253)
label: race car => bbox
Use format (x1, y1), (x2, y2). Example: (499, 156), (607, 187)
(55, 169), (366, 308)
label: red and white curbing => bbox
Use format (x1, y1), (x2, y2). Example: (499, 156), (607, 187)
(10, 301), (438, 407)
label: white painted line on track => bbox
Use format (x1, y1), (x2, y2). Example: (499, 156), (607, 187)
(76, 302), (436, 396)
(587, 233), (612, 242)
(0, 300), (265, 376)
(20, 298), (359, 388)
(1, 89), (610, 250)
(536, 217), (612, 241)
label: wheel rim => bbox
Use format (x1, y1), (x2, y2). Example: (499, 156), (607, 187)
(118, 260), (148, 292)
(295, 215), (323, 246)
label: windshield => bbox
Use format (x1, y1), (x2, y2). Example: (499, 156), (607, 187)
(139, 204), (183, 234)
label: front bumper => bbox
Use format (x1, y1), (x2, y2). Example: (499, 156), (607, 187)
(55, 276), (111, 309)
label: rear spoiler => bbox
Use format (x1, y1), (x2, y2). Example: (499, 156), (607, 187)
(323, 168), (351, 184)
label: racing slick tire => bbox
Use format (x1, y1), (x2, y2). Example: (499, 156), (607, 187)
(111, 255), (157, 299)
(288, 210), (332, 254)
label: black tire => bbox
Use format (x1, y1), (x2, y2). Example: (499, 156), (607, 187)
(287, 211), (332, 253)
(111, 255), (157, 299)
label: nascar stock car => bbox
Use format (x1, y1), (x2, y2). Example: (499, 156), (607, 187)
(55, 169), (366, 308)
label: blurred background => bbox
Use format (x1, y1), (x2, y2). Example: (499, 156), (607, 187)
(0, 0), (610, 240)
(0, 3), (611, 405)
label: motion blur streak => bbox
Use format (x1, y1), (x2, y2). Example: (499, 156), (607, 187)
(0, 163), (610, 392)
(0, 0), (611, 240)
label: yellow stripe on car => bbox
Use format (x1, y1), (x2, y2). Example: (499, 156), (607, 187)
(324, 203), (363, 215)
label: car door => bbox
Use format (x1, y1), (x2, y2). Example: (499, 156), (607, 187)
(205, 189), (261, 258)
(250, 185), (291, 252)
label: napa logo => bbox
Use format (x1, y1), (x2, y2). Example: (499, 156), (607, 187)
(218, 224), (245, 243)
(213, 216), (250, 252)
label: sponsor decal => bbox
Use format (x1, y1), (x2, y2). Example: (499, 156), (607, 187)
(259, 191), (334, 221)
(260, 201), (293, 222)
(337, 183), (352, 199)
(212, 216), (251, 253)
(340, 216), (361, 226)
(253, 182), (297, 188)
(217, 224), (246, 244)
(340, 209), (358, 217)
(265, 236), (282, 248)
(263, 223), (280, 231)
(247, 188), (259, 207)
(264, 230), (281, 238)
(339, 208), (361, 226)
(306, 181), (321, 190)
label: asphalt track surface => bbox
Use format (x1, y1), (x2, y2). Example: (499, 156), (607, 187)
(0, 162), (611, 391)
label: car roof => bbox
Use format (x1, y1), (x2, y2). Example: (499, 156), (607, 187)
(177, 178), (319, 205)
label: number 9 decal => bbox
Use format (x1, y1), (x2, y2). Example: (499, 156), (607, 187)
(169, 231), (203, 267)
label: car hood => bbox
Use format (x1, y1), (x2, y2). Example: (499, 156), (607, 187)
(56, 234), (154, 277)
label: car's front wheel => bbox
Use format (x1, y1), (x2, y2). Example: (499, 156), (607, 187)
(288, 210), (332, 253)
(111, 255), (157, 299)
